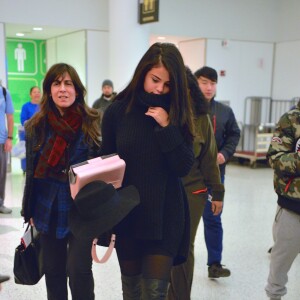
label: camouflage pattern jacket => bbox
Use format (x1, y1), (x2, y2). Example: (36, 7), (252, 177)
(267, 101), (300, 214)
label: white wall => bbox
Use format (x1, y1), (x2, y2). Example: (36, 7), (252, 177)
(47, 31), (86, 88)
(109, 0), (150, 92)
(206, 39), (274, 123)
(272, 41), (300, 100)
(0, 23), (7, 87)
(46, 38), (57, 67)
(277, 0), (300, 42)
(86, 30), (109, 106)
(150, 0), (279, 42)
(179, 39), (206, 73)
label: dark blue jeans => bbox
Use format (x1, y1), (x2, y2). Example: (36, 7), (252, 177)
(18, 128), (26, 172)
(203, 174), (225, 266)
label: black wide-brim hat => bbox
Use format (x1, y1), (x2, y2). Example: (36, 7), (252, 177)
(69, 180), (140, 240)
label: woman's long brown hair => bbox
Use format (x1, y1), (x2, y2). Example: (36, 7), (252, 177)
(26, 63), (100, 150)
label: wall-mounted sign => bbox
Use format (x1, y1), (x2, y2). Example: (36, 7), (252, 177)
(138, 0), (159, 24)
(6, 38), (46, 141)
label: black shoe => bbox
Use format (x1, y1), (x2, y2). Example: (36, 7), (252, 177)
(0, 274), (10, 284)
(268, 247), (272, 253)
(208, 263), (231, 278)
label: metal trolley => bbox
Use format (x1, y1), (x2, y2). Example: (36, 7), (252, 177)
(234, 96), (300, 168)
(234, 123), (274, 168)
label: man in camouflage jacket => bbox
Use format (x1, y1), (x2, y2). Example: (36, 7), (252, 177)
(265, 101), (300, 300)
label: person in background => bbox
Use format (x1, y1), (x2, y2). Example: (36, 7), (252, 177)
(168, 67), (224, 300)
(22, 63), (101, 300)
(20, 86), (41, 126)
(100, 42), (195, 299)
(92, 79), (117, 118)
(194, 66), (240, 278)
(0, 84), (14, 214)
(19, 86), (41, 173)
(265, 101), (300, 300)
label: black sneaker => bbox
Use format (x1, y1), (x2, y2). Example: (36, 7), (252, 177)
(208, 263), (231, 278)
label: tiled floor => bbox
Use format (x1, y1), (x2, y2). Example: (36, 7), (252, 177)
(1, 158), (299, 299)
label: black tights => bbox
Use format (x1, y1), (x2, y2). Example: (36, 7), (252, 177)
(116, 236), (173, 281)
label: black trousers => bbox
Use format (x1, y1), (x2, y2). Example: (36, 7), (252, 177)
(40, 232), (95, 300)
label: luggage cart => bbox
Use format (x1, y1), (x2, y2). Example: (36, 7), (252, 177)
(234, 124), (274, 168)
(234, 96), (300, 168)
(234, 97), (274, 168)
(270, 98), (299, 123)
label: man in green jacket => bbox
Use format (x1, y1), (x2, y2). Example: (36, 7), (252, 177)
(168, 68), (224, 300)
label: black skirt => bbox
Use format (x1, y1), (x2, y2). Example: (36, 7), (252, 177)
(114, 179), (190, 266)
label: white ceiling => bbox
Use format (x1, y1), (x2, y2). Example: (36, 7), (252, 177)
(5, 23), (77, 40)
(5, 23), (194, 44)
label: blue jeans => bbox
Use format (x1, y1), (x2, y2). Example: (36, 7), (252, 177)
(203, 175), (225, 266)
(19, 128), (26, 172)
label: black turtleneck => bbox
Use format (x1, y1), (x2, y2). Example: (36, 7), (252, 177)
(135, 90), (171, 113)
(100, 91), (194, 245)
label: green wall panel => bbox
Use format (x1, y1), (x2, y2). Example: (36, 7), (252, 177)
(6, 38), (46, 141)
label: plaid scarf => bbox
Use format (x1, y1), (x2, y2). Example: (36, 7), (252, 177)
(34, 106), (82, 181)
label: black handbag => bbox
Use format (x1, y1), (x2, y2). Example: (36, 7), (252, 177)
(13, 224), (44, 285)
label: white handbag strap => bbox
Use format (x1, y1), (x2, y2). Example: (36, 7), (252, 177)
(91, 234), (116, 263)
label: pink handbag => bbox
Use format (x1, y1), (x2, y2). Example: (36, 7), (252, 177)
(69, 154), (126, 199)
(69, 154), (125, 263)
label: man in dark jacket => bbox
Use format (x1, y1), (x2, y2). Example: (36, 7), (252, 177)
(92, 79), (117, 118)
(194, 66), (240, 278)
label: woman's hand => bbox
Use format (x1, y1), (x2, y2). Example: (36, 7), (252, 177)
(145, 107), (170, 127)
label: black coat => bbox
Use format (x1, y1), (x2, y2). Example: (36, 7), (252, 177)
(100, 98), (194, 264)
(209, 99), (241, 176)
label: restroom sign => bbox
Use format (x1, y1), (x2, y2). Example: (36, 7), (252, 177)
(6, 39), (38, 75)
(138, 0), (159, 24)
